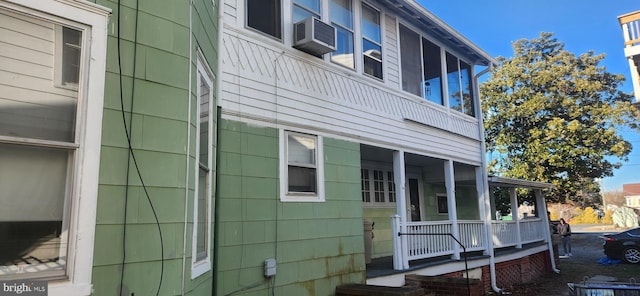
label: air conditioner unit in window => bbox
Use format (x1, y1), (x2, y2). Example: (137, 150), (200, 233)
(293, 17), (336, 56)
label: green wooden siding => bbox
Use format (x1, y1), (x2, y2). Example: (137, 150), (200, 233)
(215, 119), (366, 296)
(92, 0), (218, 295)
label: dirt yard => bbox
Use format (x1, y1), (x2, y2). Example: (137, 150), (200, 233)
(508, 230), (639, 295)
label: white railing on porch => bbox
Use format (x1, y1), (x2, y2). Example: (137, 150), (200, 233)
(519, 218), (546, 244)
(402, 220), (487, 261)
(491, 220), (517, 247)
(491, 218), (546, 248)
(394, 217), (548, 267)
(405, 221), (454, 260)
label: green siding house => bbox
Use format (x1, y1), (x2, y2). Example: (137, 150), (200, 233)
(0, 0), (219, 295)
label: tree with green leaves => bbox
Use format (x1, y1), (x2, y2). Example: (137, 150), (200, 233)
(481, 32), (639, 205)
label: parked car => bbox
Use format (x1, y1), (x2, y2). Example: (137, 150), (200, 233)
(603, 228), (640, 263)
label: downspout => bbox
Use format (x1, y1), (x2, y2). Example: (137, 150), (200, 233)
(180, 1), (194, 295)
(538, 189), (561, 274)
(212, 0), (225, 294)
(474, 64), (504, 294)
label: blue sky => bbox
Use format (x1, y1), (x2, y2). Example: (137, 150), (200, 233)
(416, 1), (640, 192)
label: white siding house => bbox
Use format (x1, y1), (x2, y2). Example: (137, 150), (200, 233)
(215, 0), (557, 294)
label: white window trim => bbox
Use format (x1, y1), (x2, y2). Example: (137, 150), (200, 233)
(279, 129), (325, 202)
(191, 53), (214, 279)
(0, 0), (110, 295)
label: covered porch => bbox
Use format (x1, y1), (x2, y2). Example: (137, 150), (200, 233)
(360, 143), (554, 277)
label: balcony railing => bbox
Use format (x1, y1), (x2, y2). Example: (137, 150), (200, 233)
(619, 11), (640, 47)
(392, 217), (548, 270)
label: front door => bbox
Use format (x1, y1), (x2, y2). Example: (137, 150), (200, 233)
(407, 178), (421, 221)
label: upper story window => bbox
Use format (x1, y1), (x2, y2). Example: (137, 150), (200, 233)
(246, 0), (282, 39)
(330, 0), (354, 69)
(362, 3), (382, 79)
(447, 54), (474, 116)
(399, 24), (422, 97)
(399, 24), (476, 117)
(293, 0), (320, 22)
(422, 38), (443, 104)
(280, 130), (325, 202)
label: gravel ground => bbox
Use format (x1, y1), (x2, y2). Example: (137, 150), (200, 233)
(508, 228), (640, 295)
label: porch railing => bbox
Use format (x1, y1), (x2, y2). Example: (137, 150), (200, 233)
(394, 217), (548, 266)
(491, 218), (546, 248)
(620, 11), (640, 47)
(519, 218), (546, 244)
(402, 220), (487, 261)
(491, 220), (517, 247)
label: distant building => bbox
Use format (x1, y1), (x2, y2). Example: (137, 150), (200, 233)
(618, 11), (640, 115)
(623, 183), (640, 209)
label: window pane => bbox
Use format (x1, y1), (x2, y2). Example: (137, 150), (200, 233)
(331, 27), (354, 68)
(387, 171), (396, 202)
(363, 40), (382, 79)
(196, 167), (208, 261)
(460, 60), (474, 116)
(373, 170), (385, 202)
(446, 52), (462, 112)
(330, 0), (352, 29)
(293, 6), (318, 23)
(0, 143), (69, 277)
(62, 27), (81, 85)
(399, 25), (422, 96)
(288, 134), (316, 165)
(0, 19), (78, 142)
(199, 74), (210, 167)
(293, 0), (320, 23)
(247, 0), (282, 38)
(361, 169), (370, 202)
(361, 4), (380, 43)
(288, 166), (317, 192)
(295, 0), (320, 14)
(422, 38), (443, 105)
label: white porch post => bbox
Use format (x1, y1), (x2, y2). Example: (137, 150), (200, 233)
(509, 187), (522, 248)
(476, 167), (490, 255)
(445, 160), (460, 260)
(391, 215), (403, 270)
(393, 150), (409, 270)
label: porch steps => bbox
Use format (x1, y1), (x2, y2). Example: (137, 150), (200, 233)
(335, 283), (432, 296)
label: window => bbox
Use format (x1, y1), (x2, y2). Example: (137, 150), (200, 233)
(399, 24), (476, 115)
(330, 0), (354, 68)
(293, 0), (320, 23)
(437, 194), (448, 214)
(361, 169), (371, 202)
(246, 0), (282, 39)
(280, 131), (325, 201)
(422, 38), (443, 105)
(0, 0), (108, 290)
(55, 26), (82, 88)
(192, 55), (213, 278)
(399, 24), (422, 97)
(361, 3), (382, 79)
(361, 166), (395, 207)
(446, 53), (474, 116)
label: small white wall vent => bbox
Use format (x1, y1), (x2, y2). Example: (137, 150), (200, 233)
(293, 17), (336, 56)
